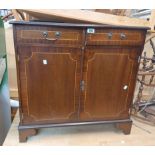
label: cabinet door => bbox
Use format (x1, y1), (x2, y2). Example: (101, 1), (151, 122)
(18, 46), (81, 124)
(80, 46), (140, 121)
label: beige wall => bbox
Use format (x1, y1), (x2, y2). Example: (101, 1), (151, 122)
(4, 21), (18, 98)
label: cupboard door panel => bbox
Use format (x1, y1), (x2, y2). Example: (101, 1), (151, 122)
(18, 46), (81, 124)
(80, 47), (140, 121)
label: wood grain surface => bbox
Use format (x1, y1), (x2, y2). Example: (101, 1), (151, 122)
(12, 22), (147, 142)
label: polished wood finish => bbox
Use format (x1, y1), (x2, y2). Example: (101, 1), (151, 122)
(11, 21), (148, 142)
(18, 46), (81, 124)
(116, 121), (132, 134)
(16, 26), (83, 45)
(10, 21), (149, 29)
(86, 29), (144, 46)
(80, 47), (140, 121)
(19, 128), (37, 142)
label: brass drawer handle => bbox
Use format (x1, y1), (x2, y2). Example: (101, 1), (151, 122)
(120, 33), (126, 40)
(43, 31), (61, 41)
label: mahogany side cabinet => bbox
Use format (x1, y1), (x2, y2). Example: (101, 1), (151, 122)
(11, 21), (148, 142)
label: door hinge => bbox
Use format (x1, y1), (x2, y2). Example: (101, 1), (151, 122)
(80, 80), (85, 91)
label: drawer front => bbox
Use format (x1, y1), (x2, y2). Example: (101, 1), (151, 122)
(16, 26), (83, 45)
(86, 28), (145, 46)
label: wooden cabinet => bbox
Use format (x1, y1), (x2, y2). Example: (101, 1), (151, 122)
(11, 21), (148, 142)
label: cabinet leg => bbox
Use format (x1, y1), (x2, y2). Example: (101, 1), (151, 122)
(19, 128), (38, 142)
(116, 121), (132, 135)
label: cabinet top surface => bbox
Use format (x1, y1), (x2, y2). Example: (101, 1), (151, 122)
(10, 21), (149, 30)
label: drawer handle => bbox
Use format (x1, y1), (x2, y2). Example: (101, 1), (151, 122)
(107, 32), (113, 39)
(120, 33), (126, 40)
(43, 31), (61, 41)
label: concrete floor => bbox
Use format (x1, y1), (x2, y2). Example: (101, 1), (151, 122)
(3, 111), (155, 146)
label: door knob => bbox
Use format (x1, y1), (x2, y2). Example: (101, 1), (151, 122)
(123, 85), (128, 90)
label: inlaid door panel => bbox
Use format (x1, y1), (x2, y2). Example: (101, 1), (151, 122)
(80, 46), (140, 121)
(18, 46), (82, 124)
